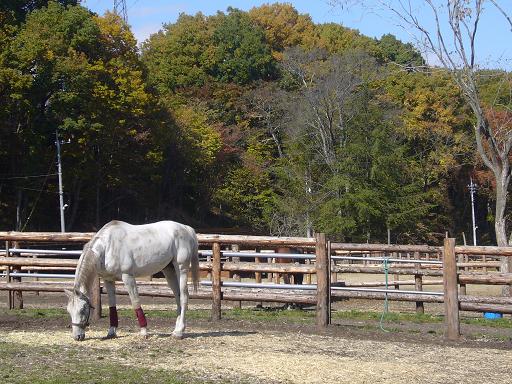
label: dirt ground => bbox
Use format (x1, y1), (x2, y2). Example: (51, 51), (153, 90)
(1, 287), (512, 384)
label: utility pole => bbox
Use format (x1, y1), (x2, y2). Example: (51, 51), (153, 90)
(469, 177), (478, 246)
(55, 131), (67, 232)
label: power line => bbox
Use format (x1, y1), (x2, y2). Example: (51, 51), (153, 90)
(0, 173), (58, 181)
(13, 187), (59, 194)
(127, 0), (140, 11)
(20, 160), (55, 232)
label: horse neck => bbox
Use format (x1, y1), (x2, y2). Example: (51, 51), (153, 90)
(74, 246), (98, 297)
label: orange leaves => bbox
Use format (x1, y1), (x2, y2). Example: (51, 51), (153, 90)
(483, 106), (512, 148)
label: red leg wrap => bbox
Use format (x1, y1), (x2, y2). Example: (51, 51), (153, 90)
(109, 306), (118, 328)
(135, 307), (147, 328)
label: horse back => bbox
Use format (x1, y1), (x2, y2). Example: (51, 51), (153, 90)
(96, 220), (197, 278)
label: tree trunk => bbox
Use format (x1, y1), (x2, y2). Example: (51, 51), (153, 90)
(494, 170), (512, 295)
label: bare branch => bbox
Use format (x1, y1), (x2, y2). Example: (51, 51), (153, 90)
(489, 0), (512, 31)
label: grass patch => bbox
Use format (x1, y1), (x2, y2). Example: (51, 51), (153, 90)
(0, 341), (204, 384)
(461, 317), (512, 328)
(331, 309), (444, 324)
(3, 307), (512, 330)
(0, 308), (67, 318)
(224, 307), (315, 322)
(122, 307), (316, 323)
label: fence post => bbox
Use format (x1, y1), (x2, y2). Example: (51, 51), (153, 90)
(255, 247), (263, 308)
(231, 244), (242, 309)
(327, 240), (332, 321)
(206, 250), (212, 281)
(12, 242), (23, 309)
(305, 258), (312, 284)
(12, 265), (23, 309)
(315, 233), (329, 327)
(443, 238), (460, 340)
(211, 242), (222, 320)
(254, 247), (261, 284)
(414, 252), (424, 314)
(5, 241), (13, 309)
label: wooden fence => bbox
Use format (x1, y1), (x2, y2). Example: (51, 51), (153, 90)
(2, 231), (512, 339)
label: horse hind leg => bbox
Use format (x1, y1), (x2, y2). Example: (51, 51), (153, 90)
(164, 257), (190, 339)
(162, 264), (181, 318)
(172, 263), (190, 338)
(121, 273), (148, 338)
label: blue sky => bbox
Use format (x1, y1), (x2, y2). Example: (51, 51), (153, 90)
(82, 0), (511, 69)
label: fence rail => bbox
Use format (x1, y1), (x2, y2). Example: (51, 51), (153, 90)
(2, 231), (512, 339)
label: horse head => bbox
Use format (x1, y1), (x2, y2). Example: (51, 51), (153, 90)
(64, 288), (94, 341)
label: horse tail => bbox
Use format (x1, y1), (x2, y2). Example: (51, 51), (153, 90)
(190, 234), (200, 293)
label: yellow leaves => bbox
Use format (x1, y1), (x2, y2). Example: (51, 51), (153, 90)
(145, 150), (164, 164)
(94, 12), (137, 57)
(314, 23), (378, 55)
(388, 71), (468, 140)
(248, 3), (316, 58)
(244, 133), (274, 171)
(92, 82), (116, 103)
(174, 104), (222, 167)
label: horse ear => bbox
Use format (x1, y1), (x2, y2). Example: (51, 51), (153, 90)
(64, 289), (74, 299)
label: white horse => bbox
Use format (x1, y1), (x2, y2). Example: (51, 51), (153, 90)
(65, 220), (199, 341)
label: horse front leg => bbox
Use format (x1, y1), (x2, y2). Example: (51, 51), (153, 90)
(104, 280), (118, 339)
(121, 273), (148, 338)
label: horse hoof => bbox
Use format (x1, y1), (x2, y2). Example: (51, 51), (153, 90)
(140, 327), (149, 338)
(172, 332), (184, 339)
(105, 326), (117, 339)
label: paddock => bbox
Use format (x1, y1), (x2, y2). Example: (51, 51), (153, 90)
(2, 229), (512, 383)
(1, 298), (512, 384)
(1, 230), (512, 341)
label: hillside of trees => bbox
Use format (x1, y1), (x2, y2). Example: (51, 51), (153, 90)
(1, 1), (510, 244)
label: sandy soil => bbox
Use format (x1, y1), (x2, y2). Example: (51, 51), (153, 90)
(1, 313), (512, 384)
(1, 273), (512, 383)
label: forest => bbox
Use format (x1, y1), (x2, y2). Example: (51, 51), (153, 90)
(1, 1), (510, 245)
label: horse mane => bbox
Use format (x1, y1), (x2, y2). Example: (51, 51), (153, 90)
(74, 239), (99, 295)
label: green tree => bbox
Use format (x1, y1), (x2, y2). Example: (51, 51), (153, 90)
(248, 3), (317, 59)
(208, 8), (277, 84)
(315, 23), (378, 55)
(0, 0), (78, 23)
(382, 69), (474, 241)
(141, 13), (212, 93)
(275, 48), (438, 242)
(214, 166), (275, 229)
(377, 33), (424, 67)
(2, 4), (158, 230)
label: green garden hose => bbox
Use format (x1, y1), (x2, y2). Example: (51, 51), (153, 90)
(379, 256), (390, 332)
